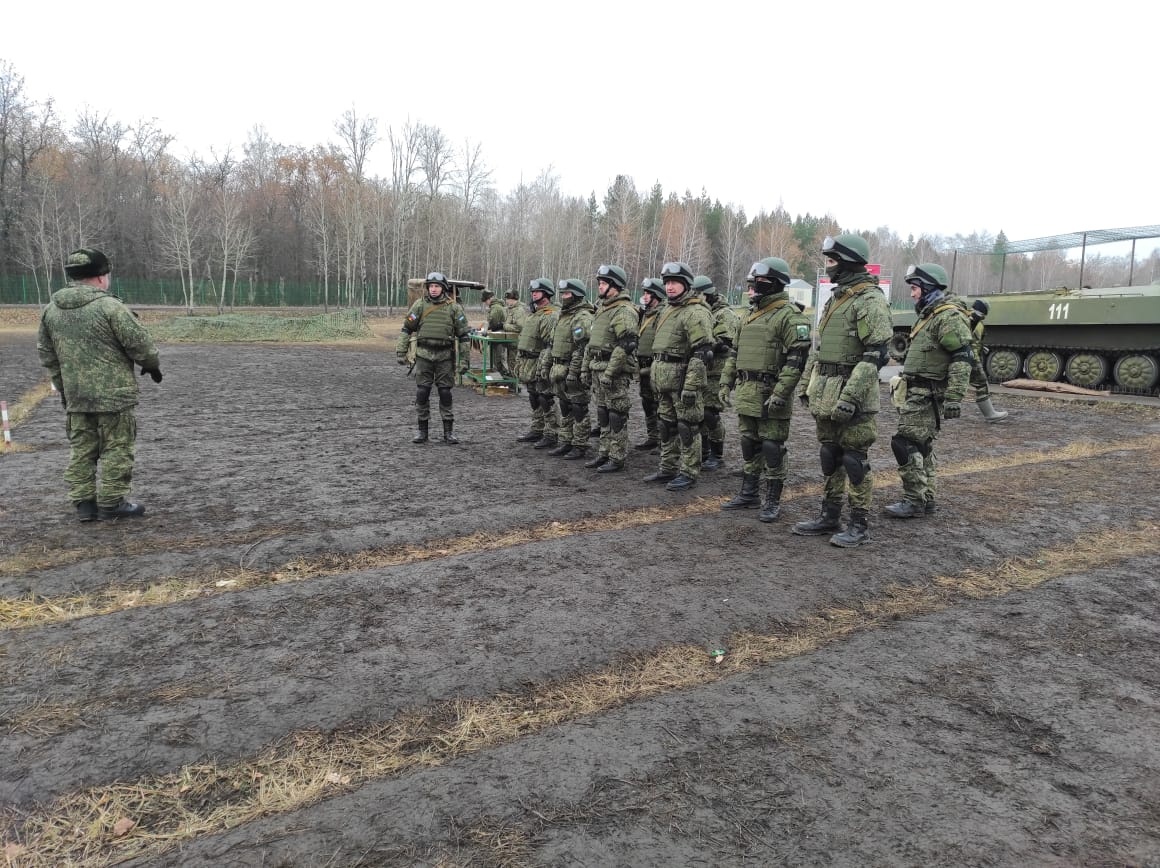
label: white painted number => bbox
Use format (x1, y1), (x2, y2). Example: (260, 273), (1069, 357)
(1048, 302), (1070, 320)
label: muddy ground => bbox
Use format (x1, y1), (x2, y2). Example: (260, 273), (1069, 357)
(1, 327), (1158, 867)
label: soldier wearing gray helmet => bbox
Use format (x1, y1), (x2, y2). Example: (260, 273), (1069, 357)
(695, 274), (739, 471)
(515, 279), (560, 447)
(634, 278), (665, 450)
(545, 279), (596, 459)
(581, 265), (639, 472)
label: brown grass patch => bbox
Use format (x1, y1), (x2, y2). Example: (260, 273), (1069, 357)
(3, 524), (1155, 866)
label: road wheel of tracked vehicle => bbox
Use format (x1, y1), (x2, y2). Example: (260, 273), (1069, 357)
(985, 348), (1023, 382)
(1026, 350), (1064, 382)
(1113, 354), (1160, 391)
(888, 331), (910, 361)
(1064, 352), (1109, 389)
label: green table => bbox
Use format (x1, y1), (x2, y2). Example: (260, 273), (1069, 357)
(461, 332), (520, 394)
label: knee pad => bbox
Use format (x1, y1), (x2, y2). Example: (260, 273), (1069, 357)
(437, 386), (453, 407)
(658, 418), (675, 442)
(415, 385), (432, 406)
(571, 401), (587, 423)
(842, 449), (870, 485)
(891, 433), (922, 466)
(761, 440), (786, 470)
(740, 436), (758, 461)
(528, 390), (539, 410)
(609, 409), (627, 432)
(677, 420), (695, 447)
(820, 442), (842, 476)
(596, 406), (610, 428)
(539, 394), (555, 414)
(703, 407), (720, 430)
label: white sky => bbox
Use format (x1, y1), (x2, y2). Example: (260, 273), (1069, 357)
(5, 0), (1159, 247)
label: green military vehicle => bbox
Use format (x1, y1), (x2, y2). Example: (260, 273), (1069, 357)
(890, 285), (1160, 394)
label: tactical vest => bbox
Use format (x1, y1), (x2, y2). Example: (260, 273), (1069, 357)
(415, 300), (456, 344)
(550, 303), (594, 359)
(652, 297), (707, 357)
(517, 306), (554, 353)
(735, 297), (793, 372)
(637, 307), (663, 357)
(904, 303), (958, 379)
(816, 285), (871, 364)
(588, 297), (636, 352)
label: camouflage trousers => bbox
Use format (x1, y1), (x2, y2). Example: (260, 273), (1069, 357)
(969, 357), (990, 401)
(554, 380), (591, 447)
(810, 415), (879, 511)
(737, 416), (792, 483)
(591, 371), (633, 463)
(656, 389), (704, 478)
(65, 409), (137, 507)
(700, 367), (726, 443)
(414, 356), (456, 422)
(638, 368), (658, 443)
(894, 387), (942, 507)
(516, 357), (559, 438)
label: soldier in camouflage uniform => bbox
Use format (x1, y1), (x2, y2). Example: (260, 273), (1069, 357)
(719, 258), (812, 522)
(478, 288), (509, 376)
(696, 275), (740, 471)
(37, 248), (161, 522)
(643, 261), (715, 492)
(515, 279), (560, 447)
(965, 299), (1008, 421)
(546, 279), (596, 459)
(792, 234), (893, 547)
(396, 271), (471, 444)
(581, 265), (639, 473)
(884, 264), (974, 517)
(634, 278), (665, 450)
(502, 288), (528, 382)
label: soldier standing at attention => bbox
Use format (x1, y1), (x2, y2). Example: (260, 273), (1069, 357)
(515, 279), (560, 447)
(695, 275), (739, 472)
(643, 261), (715, 491)
(545, 279), (596, 459)
(884, 264), (973, 517)
(502, 288), (527, 381)
(396, 271), (470, 444)
(719, 258), (812, 522)
(582, 265), (639, 473)
(965, 299), (1008, 421)
(37, 247), (162, 521)
(634, 277), (665, 451)
(480, 288), (506, 333)
(792, 234), (893, 547)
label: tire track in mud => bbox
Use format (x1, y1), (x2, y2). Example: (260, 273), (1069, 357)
(2, 524), (1157, 867)
(2, 434), (1157, 632)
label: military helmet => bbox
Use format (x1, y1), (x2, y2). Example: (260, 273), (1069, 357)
(748, 257), (792, 288)
(640, 277), (665, 302)
(557, 278), (587, 300)
(659, 261), (694, 287)
(425, 271), (450, 291)
(504, 288), (519, 300)
(65, 247), (111, 279)
(821, 234), (870, 265)
(905, 263), (948, 289)
(529, 277), (555, 298)
(596, 264), (627, 289)
(692, 275), (716, 296)
(481, 288), (495, 301)
(972, 299), (989, 318)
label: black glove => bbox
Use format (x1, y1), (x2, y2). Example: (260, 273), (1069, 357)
(141, 367), (163, 383)
(397, 355), (408, 366)
(943, 401), (962, 419)
(798, 392), (809, 409)
(60, 392), (67, 409)
(681, 390), (697, 408)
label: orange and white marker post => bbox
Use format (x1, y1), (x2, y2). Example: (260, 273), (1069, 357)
(1, 401), (11, 449)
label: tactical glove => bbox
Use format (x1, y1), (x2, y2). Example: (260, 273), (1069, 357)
(942, 401), (962, 419)
(681, 390), (697, 408)
(397, 354), (408, 366)
(718, 383), (732, 407)
(765, 392), (787, 411)
(798, 392), (810, 409)
(831, 399), (857, 423)
(580, 371), (592, 389)
(141, 367), (163, 383)
(598, 373), (613, 390)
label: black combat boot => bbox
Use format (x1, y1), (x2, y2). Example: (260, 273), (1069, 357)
(412, 420), (429, 443)
(758, 480), (784, 523)
(721, 473), (759, 510)
(589, 425), (601, 438)
(643, 468), (678, 483)
(665, 473), (697, 492)
(596, 458), (624, 473)
(830, 509), (871, 547)
(701, 440), (724, 471)
(533, 433), (557, 449)
(584, 453), (610, 469)
(924, 500), (938, 515)
(634, 437), (659, 451)
(98, 500), (146, 521)
(443, 420), (459, 445)
(75, 500), (98, 523)
(792, 501), (842, 536)
(884, 500), (924, 518)
(516, 430), (542, 443)
(563, 445), (588, 460)
(548, 441), (573, 457)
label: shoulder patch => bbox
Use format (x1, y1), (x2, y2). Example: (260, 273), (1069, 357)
(572, 324), (587, 340)
(794, 324), (811, 341)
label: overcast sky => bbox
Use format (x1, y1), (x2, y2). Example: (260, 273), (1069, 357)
(6, 0), (1158, 252)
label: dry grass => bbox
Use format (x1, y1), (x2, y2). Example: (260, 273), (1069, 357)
(1, 381), (54, 430)
(3, 523), (1155, 867)
(5, 434), (1158, 633)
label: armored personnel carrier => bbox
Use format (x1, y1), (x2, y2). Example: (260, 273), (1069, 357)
(889, 285), (1160, 394)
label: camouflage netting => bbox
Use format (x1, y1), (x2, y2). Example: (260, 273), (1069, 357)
(149, 309), (373, 343)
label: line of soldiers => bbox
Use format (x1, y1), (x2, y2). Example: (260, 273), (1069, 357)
(402, 233), (1003, 547)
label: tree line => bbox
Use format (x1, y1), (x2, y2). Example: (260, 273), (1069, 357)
(2, 60), (1155, 311)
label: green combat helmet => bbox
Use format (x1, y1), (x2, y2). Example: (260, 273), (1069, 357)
(640, 277), (665, 303)
(425, 271), (450, 297)
(557, 278), (588, 301)
(596, 264), (627, 289)
(529, 277), (555, 297)
(821, 234), (870, 265)
(693, 275), (716, 296)
(905, 263), (948, 288)
(748, 257), (792, 291)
